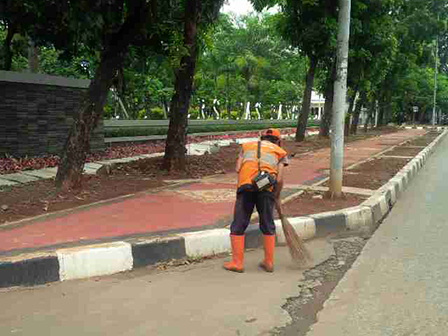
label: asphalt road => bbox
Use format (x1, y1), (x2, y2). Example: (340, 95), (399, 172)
(0, 239), (334, 336)
(305, 134), (448, 336)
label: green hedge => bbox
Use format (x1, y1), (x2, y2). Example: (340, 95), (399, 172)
(105, 121), (319, 138)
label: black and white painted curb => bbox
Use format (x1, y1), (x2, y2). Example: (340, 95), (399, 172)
(1, 129), (446, 289)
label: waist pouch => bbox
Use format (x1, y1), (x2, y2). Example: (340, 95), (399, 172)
(252, 140), (276, 191)
(252, 171), (276, 191)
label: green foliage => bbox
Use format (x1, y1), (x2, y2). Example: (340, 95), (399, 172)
(273, 0), (338, 61)
(261, 109), (276, 120)
(148, 107), (165, 120)
(220, 111), (240, 120)
(250, 111), (260, 119)
(3, 0), (448, 131)
(188, 109), (200, 119)
(193, 13), (306, 113)
(103, 104), (114, 120)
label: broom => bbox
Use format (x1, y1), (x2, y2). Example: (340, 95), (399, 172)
(275, 200), (311, 265)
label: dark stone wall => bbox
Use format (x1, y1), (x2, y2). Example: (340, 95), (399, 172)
(0, 81), (105, 157)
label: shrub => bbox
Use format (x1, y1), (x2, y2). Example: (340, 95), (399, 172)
(188, 109), (200, 119)
(250, 111), (260, 120)
(149, 107), (165, 120)
(103, 104), (114, 119)
(137, 109), (148, 120)
(104, 121), (317, 138)
(229, 111), (239, 120)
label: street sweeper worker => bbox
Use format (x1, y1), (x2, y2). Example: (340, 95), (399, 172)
(224, 128), (289, 273)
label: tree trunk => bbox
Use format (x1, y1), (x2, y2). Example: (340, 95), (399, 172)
(344, 85), (358, 136)
(162, 98), (169, 119)
(226, 71), (231, 115)
(382, 90), (392, 125)
(162, 0), (199, 171)
(344, 113), (350, 136)
(3, 22), (16, 71)
(350, 90), (367, 134)
(377, 95), (386, 127)
(28, 38), (39, 73)
(418, 106), (426, 123)
(364, 97), (376, 133)
(54, 1), (152, 189)
(295, 56), (318, 142)
(319, 60), (337, 138)
(55, 51), (125, 189)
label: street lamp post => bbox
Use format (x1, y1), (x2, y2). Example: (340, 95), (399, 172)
(329, 0), (351, 198)
(432, 16), (439, 126)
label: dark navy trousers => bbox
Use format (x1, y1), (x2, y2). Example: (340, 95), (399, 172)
(230, 190), (276, 236)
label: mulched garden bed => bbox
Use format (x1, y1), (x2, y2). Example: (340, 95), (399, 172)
(282, 147), (418, 217)
(323, 157), (411, 190)
(404, 131), (440, 146)
(384, 147), (423, 157)
(277, 190), (368, 218)
(0, 127), (408, 226)
(282, 127), (398, 157)
(0, 130), (298, 175)
(0, 176), (167, 224)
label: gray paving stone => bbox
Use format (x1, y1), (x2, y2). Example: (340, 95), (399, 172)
(22, 168), (57, 179)
(0, 178), (19, 187)
(235, 137), (259, 144)
(1, 173), (41, 184)
(96, 158), (134, 165)
(139, 153), (163, 158)
(84, 162), (103, 169)
(83, 166), (99, 175)
(113, 157), (141, 163)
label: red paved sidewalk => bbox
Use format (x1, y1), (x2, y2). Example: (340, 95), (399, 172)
(0, 129), (424, 254)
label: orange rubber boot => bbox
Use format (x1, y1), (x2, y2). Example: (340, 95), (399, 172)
(223, 235), (245, 273)
(259, 235), (275, 273)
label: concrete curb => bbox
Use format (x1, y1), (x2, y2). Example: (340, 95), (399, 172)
(1, 130), (446, 288)
(403, 126), (448, 130)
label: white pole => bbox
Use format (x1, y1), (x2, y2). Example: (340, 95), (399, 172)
(277, 103), (283, 120)
(329, 0), (351, 197)
(433, 35), (438, 126)
(255, 102), (262, 119)
(245, 101), (251, 120)
(375, 102), (378, 127)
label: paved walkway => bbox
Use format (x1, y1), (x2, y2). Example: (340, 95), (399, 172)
(305, 131), (448, 336)
(0, 129), (424, 255)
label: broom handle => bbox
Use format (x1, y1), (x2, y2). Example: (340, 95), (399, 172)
(274, 199), (283, 217)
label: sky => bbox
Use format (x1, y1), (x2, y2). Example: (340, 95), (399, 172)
(221, 0), (278, 17)
(222, 0), (255, 16)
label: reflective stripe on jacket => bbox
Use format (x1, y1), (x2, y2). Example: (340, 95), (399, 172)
(237, 140), (288, 189)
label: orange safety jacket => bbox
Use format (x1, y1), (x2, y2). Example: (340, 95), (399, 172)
(237, 140), (288, 191)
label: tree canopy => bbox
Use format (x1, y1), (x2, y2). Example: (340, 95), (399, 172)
(1, 0), (448, 182)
